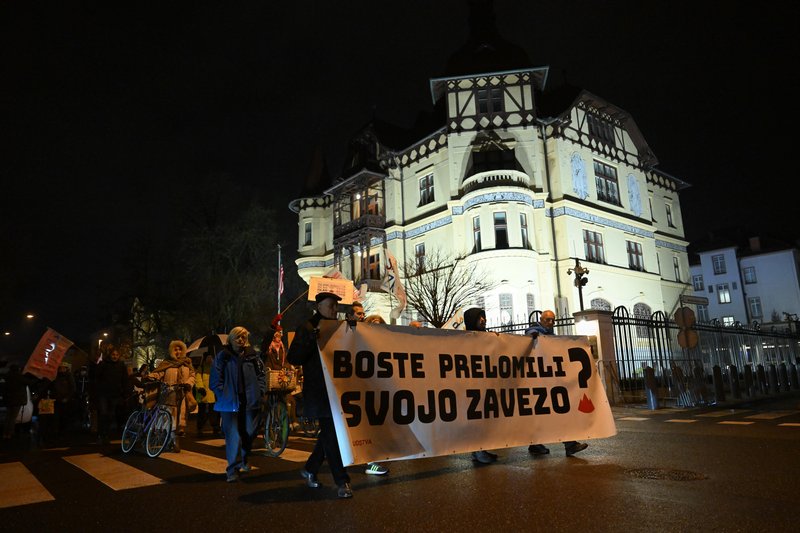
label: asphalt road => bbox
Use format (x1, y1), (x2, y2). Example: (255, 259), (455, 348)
(2, 393), (799, 532)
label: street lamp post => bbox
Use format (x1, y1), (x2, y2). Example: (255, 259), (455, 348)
(567, 258), (589, 311)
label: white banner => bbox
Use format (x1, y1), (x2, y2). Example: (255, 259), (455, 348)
(316, 321), (617, 466)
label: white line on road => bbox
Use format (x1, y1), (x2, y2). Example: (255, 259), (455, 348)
(777, 423), (800, 427)
(0, 462), (55, 508)
(744, 411), (799, 420)
(665, 419), (698, 423)
(717, 421), (755, 425)
(158, 449), (235, 474)
(63, 453), (165, 491)
(617, 417), (650, 421)
(695, 410), (752, 418)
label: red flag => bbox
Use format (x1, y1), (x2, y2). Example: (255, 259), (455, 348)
(23, 328), (74, 380)
(279, 263), (285, 296)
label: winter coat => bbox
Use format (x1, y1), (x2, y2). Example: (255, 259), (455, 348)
(93, 359), (129, 400)
(194, 364), (216, 404)
(149, 357), (196, 411)
(287, 312), (334, 419)
(51, 370), (76, 403)
(210, 345), (266, 413)
(464, 308), (487, 331)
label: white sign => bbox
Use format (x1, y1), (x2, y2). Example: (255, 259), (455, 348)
(308, 276), (356, 305)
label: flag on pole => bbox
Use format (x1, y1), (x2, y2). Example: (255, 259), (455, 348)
(279, 263), (285, 296)
(381, 246), (406, 319)
(23, 328), (74, 380)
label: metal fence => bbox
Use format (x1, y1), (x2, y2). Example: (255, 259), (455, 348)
(489, 307), (800, 407)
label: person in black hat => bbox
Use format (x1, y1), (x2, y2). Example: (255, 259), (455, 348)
(287, 291), (354, 498)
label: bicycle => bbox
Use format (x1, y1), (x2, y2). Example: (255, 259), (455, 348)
(260, 368), (297, 456)
(121, 381), (183, 458)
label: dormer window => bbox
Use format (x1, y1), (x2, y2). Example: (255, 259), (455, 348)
(477, 87), (503, 114)
(587, 113), (615, 146)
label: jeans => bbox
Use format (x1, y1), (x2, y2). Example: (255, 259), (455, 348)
(305, 417), (350, 486)
(219, 409), (259, 476)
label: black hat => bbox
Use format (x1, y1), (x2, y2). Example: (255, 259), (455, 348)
(315, 291), (342, 303)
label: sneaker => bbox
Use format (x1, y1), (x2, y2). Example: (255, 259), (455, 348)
(365, 462), (389, 475)
(226, 472), (239, 483)
(300, 469), (320, 488)
(239, 463), (251, 472)
(528, 444), (550, 455)
(565, 442), (589, 456)
(337, 483), (353, 499)
(172, 440), (180, 453)
(471, 451), (496, 464)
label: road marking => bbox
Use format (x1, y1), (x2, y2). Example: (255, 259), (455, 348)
(665, 419), (697, 423)
(696, 410), (751, 418)
(197, 438), (225, 447)
(618, 417), (650, 421)
(158, 449), (234, 474)
(717, 421), (755, 425)
(778, 423), (800, 427)
(0, 462), (55, 508)
(744, 411), (799, 420)
(63, 453), (165, 490)
(278, 448), (312, 462)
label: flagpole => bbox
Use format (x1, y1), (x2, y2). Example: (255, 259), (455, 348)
(277, 244), (282, 314)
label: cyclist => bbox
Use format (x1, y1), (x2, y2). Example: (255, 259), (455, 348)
(149, 340), (195, 450)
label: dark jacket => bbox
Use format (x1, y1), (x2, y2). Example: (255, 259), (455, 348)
(3, 369), (29, 407)
(464, 308), (486, 332)
(524, 322), (553, 336)
(93, 359), (129, 399)
(287, 312), (334, 418)
(210, 345), (266, 412)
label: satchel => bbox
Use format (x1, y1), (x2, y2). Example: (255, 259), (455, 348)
(38, 398), (56, 415)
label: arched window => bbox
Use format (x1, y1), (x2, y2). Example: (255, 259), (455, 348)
(590, 298), (612, 311)
(633, 303), (653, 337)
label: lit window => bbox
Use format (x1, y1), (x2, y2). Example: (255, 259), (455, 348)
(722, 316), (735, 327)
(304, 222), (312, 246)
(520, 213), (529, 249)
(692, 275), (704, 291)
(748, 297), (763, 318)
(627, 241), (644, 271)
(494, 212), (508, 249)
(419, 174), (434, 206)
(583, 229), (605, 264)
(743, 267), (757, 284)
(473, 216), (482, 252)
(593, 160), (620, 205)
(717, 283), (731, 304)
(712, 254), (726, 275)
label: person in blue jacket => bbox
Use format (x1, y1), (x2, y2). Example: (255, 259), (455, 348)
(210, 326), (266, 482)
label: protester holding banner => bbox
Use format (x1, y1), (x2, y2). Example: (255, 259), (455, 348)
(93, 344), (129, 445)
(210, 327), (266, 483)
(525, 310), (589, 457)
(149, 340), (196, 447)
(287, 291), (353, 499)
(463, 307), (501, 465)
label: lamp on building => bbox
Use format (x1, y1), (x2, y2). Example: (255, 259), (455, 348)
(567, 258), (589, 311)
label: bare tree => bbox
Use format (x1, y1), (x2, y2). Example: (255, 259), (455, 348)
(401, 250), (495, 327)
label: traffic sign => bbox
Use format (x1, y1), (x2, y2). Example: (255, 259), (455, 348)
(680, 295), (709, 306)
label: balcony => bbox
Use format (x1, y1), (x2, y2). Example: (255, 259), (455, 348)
(333, 214), (386, 239)
(461, 169), (531, 195)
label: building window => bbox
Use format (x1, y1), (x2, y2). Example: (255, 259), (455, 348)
(499, 293), (514, 325)
(665, 203), (675, 227)
(673, 257), (681, 282)
(366, 191), (380, 215)
(587, 113), (615, 145)
(627, 241), (644, 271)
(633, 303), (652, 337)
(419, 174), (434, 206)
(748, 297), (763, 318)
(590, 298), (612, 311)
(473, 216), (482, 252)
(520, 213), (529, 249)
(722, 316), (735, 327)
(692, 275), (704, 291)
(648, 195), (655, 222)
(712, 254), (726, 275)
(351, 192), (363, 219)
(494, 212), (508, 249)
(743, 267), (757, 284)
(583, 229), (605, 264)
(526, 293), (535, 320)
(477, 87), (503, 114)
(717, 283), (731, 304)
(415, 243), (426, 273)
(368, 253), (381, 280)
(303, 221), (312, 246)
(697, 304), (709, 322)
(593, 160), (620, 205)
(471, 148), (516, 174)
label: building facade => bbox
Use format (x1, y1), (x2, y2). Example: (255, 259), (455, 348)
(289, 59), (692, 327)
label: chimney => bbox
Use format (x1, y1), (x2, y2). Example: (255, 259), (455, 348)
(748, 237), (761, 252)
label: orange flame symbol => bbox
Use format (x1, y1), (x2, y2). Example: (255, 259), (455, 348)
(578, 393), (594, 413)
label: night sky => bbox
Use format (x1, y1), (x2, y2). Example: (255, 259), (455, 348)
(1, 1), (797, 353)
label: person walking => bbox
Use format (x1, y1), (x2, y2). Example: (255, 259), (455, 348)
(194, 353), (220, 436)
(288, 292), (353, 498)
(525, 310), (589, 457)
(463, 307), (500, 465)
(93, 344), (129, 445)
(149, 340), (196, 450)
(2, 364), (29, 440)
(210, 327), (267, 483)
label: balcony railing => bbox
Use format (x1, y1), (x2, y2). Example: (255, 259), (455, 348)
(333, 214), (386, 238)
(461, 169), (531, 194)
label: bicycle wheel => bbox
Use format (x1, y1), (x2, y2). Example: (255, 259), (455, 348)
(264, 400), (289, 456)
(121, 410), (144, 453)
(145, 408), (172, 458)
(300, 417), (320, 438)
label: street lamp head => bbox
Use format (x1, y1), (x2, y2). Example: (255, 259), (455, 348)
(26, 314), (34, 319)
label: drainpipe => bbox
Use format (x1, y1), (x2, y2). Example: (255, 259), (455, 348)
(537, 117), (565, 308)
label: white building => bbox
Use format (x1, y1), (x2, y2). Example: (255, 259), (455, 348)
(689, 236), (800, 328)
(290, 15), (691, 326)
